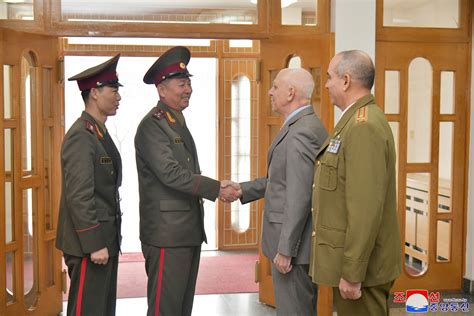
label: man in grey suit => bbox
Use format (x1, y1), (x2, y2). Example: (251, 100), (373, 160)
(233, 68), (328, 315)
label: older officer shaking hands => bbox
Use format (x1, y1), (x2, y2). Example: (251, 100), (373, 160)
(309, 50), (402, 315)
(56, 54), (123, 316)
(135, 46), (240, 316)
(226, 68), (328, 315)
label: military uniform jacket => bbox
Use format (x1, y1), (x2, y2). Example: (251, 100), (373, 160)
(56, 111), (122, 257)
(309, 94), (402, 287)
(135, 101), (220, 247)
(241, 107), (327, 264)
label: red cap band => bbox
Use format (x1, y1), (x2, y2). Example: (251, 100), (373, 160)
(77, 70), (118, 91)
(154, 62), (187, 85)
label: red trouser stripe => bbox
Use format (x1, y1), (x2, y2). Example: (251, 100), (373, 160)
(154, 248), (165, 316)
(76, 257), (88, 316)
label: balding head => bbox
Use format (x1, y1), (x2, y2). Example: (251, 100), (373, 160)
(335, 50), (374, 90)
(277, 68), (315, 101)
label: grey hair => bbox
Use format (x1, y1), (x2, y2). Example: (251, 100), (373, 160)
(335, 50), (375, 90)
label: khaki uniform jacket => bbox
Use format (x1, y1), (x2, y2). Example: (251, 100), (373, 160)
(241, 107), (327, 264)
(56, 111), (122, 257)
(135, 101), (220, 247)
(310, 95), (402, 287)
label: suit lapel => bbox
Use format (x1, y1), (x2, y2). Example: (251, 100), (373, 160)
(267, 106), (314, 167)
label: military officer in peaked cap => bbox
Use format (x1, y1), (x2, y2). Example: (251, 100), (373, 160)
(56, 54), (123, 316)
(135, 46), (240, 316)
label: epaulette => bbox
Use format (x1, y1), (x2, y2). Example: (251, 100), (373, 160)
(153, 108), (176, 125)
(81, 118), (104, 140)
(355, 106), (368, 123)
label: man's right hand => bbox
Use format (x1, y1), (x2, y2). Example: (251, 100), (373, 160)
(90, 247), (109, 265)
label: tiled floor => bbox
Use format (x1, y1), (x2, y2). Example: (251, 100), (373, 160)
(61, 291), (474, 315)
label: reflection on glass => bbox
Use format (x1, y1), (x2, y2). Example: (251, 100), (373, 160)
(281, 0), (317, 26)
(440, 71), (455, 114)
(231, 76), (251, 233)
(437, 220), (451, 262)
(23, 188), (37, 308)
(6, 252), (14, 303)
(4, 65), (12, 118)
(405, 173), (430, 276)
(44, 127), (54, 230)
(384, 71), (400, 114)
(0, 1), (34, 20)
(43, 68), (52, 118)
(61, 0), (258, 24)
(383, 0), (459, 28)
(407, 57), (432, 163)
(5, 128), (14, 243)
(21, 53), (35, 175)
(287, 55), (301, 68)
(438, 122), (453, 213)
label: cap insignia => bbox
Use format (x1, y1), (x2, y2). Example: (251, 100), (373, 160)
(179, 62), (186, 69)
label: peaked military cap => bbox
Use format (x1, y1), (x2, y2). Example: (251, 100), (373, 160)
(68, 54), (123, 91)
(143, 46), (192, 85)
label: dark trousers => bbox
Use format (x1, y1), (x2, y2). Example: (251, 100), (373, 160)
(271, 264), (318, 316)
(64, 254), (118, 316)
(333, 281), (393, 316)
(142, 244), (201, 316)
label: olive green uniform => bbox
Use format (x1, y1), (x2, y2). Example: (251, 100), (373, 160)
(56, 111), (122, 316)
(310, 95), (402, 315)
(135, 101), (220, 316)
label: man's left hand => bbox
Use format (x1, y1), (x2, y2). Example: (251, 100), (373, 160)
(273, 253), (292, 274)
(339, 278), (362, 300)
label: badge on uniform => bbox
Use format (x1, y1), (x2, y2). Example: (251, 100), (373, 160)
(174, 137), (183, 144)
(327, 138), (341, 154)
(100, 157), (113, 164)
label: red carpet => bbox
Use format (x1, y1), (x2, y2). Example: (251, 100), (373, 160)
(64, 252), (259, 300)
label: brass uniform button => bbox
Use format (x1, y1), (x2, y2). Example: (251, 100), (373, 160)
(312, 231), (316, 237)
(312, 184), (315, 189)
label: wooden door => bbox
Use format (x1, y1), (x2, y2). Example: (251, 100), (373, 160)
(257, 34), (333, 315)
(0, 29), (63, 315)
(375, 41), (469, 291)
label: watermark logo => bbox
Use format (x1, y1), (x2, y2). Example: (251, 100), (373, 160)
(393, 290), (470, 313)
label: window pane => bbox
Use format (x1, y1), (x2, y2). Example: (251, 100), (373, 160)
(438, 122), (453, 213)
(407, 57), (432, 163)
(440, 71), (455, 114)
(405, 173), (430, 276)
(0, 0), (34, 20)
(6, 252), (14, 303)
(42, 68), (52, 118)
(383, 0), (459, 28)
(282, 0), (317, 26)
(384, 70), (400, 114)
(437, 220), (451, 262)
(231, 76), (251, 233)
(61, 0), (258, 24)
(287, 55), (301, 68)
(5, 128), (14, 243)
(21, 53), (36, 175)
(23, 188), (37, 308)
(4, 65), (12, 118)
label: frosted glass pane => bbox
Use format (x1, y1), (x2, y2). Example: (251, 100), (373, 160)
(288, 55), (301, 69)
(407, 58), (432, 163)
(440, 71), (454, 114)
(384, 71), (400, 114)
(0, 1), (33, 20)
(4, 65), (12, 118)
(282, 0), (317, 26)
(436, 220), (451, 262)
(383, 0), (459, 28)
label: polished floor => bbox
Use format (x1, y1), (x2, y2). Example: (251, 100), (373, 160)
(61, 290), (474, 315)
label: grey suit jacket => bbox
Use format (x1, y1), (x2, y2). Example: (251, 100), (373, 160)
(241, 106), (327, 264)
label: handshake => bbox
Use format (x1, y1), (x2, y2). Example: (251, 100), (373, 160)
(218, 180), (242, 203)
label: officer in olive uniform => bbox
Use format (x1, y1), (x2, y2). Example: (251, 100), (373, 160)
(56, 54), (123, 316)
(135, 46), (239, 316)
(310, 50), (402, 315)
